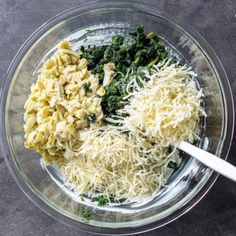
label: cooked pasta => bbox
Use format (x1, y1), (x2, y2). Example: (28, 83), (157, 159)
(24, 41), (103, 164)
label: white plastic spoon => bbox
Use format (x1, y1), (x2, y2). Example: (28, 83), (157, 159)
(178, 141), (236, 182)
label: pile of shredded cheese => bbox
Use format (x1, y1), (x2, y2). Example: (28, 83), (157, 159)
(61, 126), (170, 201)
(117, 60), (206, 146)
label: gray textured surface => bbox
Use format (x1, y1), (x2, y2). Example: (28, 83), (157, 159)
(0, 0), (236, 235)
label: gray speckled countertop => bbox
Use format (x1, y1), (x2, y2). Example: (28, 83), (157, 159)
(0, 0), (236, 235)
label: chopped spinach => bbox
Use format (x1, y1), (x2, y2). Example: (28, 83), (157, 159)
(80, 195), (85, 201)
(81, 209), (92, 220)
(82, 82), (92, 93)
(82, 45), (107, 71)
(86, 113), (96, 123)
(98, 196), (109, 206)
(81, 25), (170, 117)
(168, 161), (178, 169)
(167, 146), (173, 154)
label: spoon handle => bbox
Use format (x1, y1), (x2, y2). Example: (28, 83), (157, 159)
(178, 141), (236, 182)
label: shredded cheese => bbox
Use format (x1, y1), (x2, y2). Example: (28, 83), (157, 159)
(61, 127), (171, 201)
(118, 60), (206, 146)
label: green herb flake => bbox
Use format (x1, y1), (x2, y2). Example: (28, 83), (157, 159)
(98, 196), (109, 206)
(80, 45), (85, 52)
(86, 113), (96, 123)
(80, 195), (84, 201)
(82, 82), (92, 93)
(81, 209), (92, 220)
(167, 146), (173, 154)
(168, 161), (178, 169)
(85, 28), (96, 36)
(192, 139), (198, 145)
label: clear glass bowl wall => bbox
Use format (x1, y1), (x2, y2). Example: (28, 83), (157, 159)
(1, 2), (234, 235)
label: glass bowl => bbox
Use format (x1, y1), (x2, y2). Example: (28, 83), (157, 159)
(0, 1), (234, 235)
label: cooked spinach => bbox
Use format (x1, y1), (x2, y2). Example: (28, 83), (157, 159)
(81, 25), (171, 117)
(86, 113), (96, 123)
(81, 209), (92, 220)
(80, 194), (85, 201)
(168, 161), (178, 169)
(82, 82), (92, 93)
(98, 195), (109, 206)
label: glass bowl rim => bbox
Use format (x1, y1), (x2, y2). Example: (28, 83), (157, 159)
(0, 1), (235, 235)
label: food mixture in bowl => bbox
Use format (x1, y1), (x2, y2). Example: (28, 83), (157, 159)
(23, 26), (205, 205)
